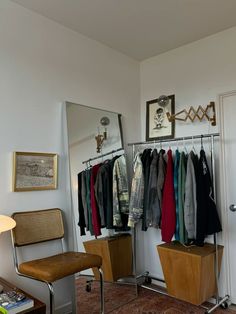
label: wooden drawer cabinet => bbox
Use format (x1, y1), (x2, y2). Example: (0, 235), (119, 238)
(0, 277), (46, 314)
(157, 241), (223, 305)
(83, 234), (133, 282)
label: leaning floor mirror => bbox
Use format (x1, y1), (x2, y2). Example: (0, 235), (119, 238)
(65, 102), (137, 313)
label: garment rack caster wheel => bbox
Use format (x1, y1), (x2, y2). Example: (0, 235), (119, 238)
(86, 280), (92, 292)
(220, 301), (229, 309)
(145, 276), (152, 284)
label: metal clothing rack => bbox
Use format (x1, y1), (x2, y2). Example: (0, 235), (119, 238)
(82, 147), (124, 164)
(128, 132), (230, 313)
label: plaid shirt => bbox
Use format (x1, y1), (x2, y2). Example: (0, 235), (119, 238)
(128, 153), (144, 227)
(113, 155), (130, 227)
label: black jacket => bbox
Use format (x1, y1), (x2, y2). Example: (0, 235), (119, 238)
(196, 149), (222, 246)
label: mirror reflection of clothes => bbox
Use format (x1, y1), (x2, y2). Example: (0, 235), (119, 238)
(77, 172), (86, 236)
(95, 156), (119, 229)
(90, 164), (102, 237)
(77, 154), (130, 236)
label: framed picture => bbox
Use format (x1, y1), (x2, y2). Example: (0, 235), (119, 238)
(146, 94), (175, 141)
(13, 152), (58, 191)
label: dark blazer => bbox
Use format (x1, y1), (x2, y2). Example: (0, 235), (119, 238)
(196, 149), (222, 246)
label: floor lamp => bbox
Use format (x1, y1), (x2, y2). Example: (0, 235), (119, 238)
(0, 215), (16, 293)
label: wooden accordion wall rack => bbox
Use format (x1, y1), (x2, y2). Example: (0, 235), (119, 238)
(166, 101), (216, 126)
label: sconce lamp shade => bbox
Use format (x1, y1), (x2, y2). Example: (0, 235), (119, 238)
(0, 215), (16, 233)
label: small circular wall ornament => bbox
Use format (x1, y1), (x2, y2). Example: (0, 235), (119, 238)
(100, 116), (110, 126)
(157, 95), (169, 107)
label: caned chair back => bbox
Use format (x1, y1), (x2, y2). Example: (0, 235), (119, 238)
(12, 208), (64, 247)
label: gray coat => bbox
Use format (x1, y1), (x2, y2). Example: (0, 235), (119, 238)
(184, 151), (197, 239)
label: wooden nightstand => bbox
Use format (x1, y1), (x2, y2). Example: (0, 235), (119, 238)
(0, 277), (46, 314)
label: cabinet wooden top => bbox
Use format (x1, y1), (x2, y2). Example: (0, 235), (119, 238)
(157, 241), (223, 257)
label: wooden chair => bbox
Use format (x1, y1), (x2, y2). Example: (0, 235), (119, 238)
(11, 208), (104, 314)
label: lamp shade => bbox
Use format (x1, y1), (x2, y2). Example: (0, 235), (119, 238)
(0, 215), (16, 233)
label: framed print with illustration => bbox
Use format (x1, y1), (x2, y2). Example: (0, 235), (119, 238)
(146, 94), (175, 141)
(13, 152), (58, 191)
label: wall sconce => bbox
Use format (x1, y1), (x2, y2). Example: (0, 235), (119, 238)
(95, 116), (110, 153)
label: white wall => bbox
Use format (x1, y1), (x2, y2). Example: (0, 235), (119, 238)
(0, 0), (140, 312)
(140, 26), (236, 296)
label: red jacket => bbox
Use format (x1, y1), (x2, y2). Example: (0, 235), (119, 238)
(161, 149), (176, 242)
(90, 164), (102, 237)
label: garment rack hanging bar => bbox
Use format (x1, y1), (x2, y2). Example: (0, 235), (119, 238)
(128, 132), (219, 147)
(82, 147), (124, 164)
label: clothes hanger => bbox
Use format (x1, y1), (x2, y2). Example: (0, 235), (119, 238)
(182, 137), (188, 154)
(200, 134), (204, 150)
(191, 136), (197, 154)
(152, 140), (156, 152)
(86, 160), (92, 169)
(176, 140), (179, 151)
(152, 140), (158, 154)
(159, 140), (163, 151)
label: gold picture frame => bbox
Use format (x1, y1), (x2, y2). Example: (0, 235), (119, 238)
(13, 152), (58, 192)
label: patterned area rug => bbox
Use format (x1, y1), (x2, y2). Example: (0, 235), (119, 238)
(76, 277), (234, 314)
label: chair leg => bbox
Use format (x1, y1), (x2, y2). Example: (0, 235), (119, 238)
(47, 282), (55, 314)
(98, 268), (104, 314)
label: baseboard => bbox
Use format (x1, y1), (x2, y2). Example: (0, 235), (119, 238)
(55, 301), (72, 314)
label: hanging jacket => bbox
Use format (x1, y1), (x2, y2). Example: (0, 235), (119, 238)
(85, 168), (94, 236)
(161, 149), (176, 242)
(146, 149), (160, 228)
(94, 161), (113, 228)
(184, 151), (197, 239)
(77, 172), (86, 236)
(141, 149), (152, 231)
(128, 153), (144, 228)
(90, 164), (102, 237)
(178, 151), (188, 244)
(196, 149), (222, 246)
(113, 155), (129, 228)
(81, 171), (88, 230)
(157, 149), (166, 226)
(174, 149), (180, 240)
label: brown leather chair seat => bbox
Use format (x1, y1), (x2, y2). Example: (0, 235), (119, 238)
(19, 252), (102, 282)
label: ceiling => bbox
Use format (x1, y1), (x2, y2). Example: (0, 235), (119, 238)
(11, 0), (236, 61)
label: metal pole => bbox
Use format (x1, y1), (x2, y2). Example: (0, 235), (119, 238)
(82, 147), (124, 164)
(131, 144), (139, 296)
(128, 132), (220, 147)
(211, 135), (219, 305)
